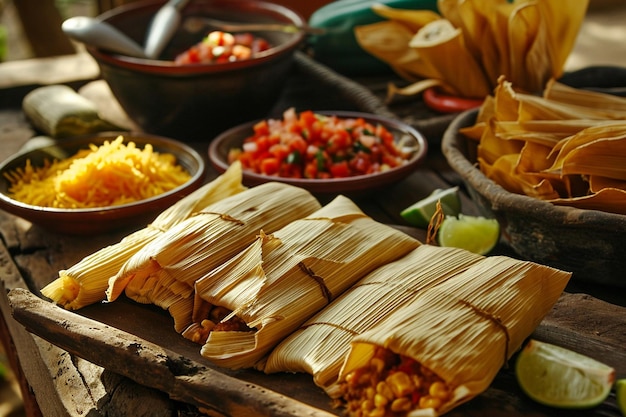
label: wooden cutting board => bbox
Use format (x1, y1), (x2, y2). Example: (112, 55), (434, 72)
(8, 287), (626, 417)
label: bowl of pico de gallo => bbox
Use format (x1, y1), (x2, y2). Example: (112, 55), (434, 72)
(208, 108), (428, 195)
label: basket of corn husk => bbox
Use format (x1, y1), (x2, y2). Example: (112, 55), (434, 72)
(354, 0), (589, 105)
(441, 76), (626, 288)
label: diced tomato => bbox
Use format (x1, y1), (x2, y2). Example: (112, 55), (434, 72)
(229, 108), (410, 180)
(175, 31), (271, 65)
(260, 157), (280, 175)
(329, 161), (350, 178)
(304, 161), (318, 179)
(253, 120), (270, 136)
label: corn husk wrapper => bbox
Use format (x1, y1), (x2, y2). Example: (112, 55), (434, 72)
(464, 76), (626, 214)
(186, 195), (421, 369)
(40, 162), (246, 310)
(263, 245), (484, 397)
(408, 19), (491, 99)
(355, 0), (589, 100)
(339, 256), (572, 416)
(105, 182), (321, 332)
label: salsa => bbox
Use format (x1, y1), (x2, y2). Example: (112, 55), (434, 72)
(228, 108), (411, 179)
(175, 31), (271, 65)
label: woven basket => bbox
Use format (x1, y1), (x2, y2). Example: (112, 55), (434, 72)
(442, 109), (626, 288)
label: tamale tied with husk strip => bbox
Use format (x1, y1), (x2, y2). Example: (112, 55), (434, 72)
(105, 182), (322, 332)
(337, 256), (571, 417)
(183, 195), (421, 370)
(263, 245), (484, 397)
(40, 162), (247, 310)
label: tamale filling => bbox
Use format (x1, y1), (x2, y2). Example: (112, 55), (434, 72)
(339, 346), (452, 416)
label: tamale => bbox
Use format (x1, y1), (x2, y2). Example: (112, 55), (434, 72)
(354, 21), (441, 83)
(337, 256), (571, 417)
(507, 2), (552, 94)
(408, 19), (491, 99)
(370, 3), (441, 33)
(263, 245), (484, 397)
(106, 182), (321, 332)
(40, 162), (246, 310)
(355, 0), (588, 101)
(185, 195), (421, 369)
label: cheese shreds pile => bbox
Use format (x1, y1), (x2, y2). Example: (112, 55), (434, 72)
(5, 136), (191, 208)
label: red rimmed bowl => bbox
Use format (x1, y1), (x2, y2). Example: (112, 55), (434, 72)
(87, 0), (306, 141)
(0, 133), (206, 235)
(208, 110), (428, 195)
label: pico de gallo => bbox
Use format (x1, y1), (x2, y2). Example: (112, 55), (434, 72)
(175, 31), (271, 65)
(227, 108), (412, 179)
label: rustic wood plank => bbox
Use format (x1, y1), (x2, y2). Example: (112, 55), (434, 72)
(0, 234), (200, 416)
(8, 288), (338, 417)
(8, 287), (625, 417)
(0, 53), (99, 91)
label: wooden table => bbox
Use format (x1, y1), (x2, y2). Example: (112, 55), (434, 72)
(1, 52), (625, 417)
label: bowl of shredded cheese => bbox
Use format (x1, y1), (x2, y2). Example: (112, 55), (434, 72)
(0, 133), (205, 234)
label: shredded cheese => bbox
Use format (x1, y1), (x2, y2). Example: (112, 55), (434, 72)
(4, 136), (192, 208)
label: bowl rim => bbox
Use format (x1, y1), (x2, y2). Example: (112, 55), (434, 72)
(88, 0), (306, 75)
(208, 110), (428, 194)
(441, 109), (626, 228)
(0, 132), (206, 216)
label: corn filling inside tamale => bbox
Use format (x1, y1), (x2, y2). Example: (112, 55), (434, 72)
(340, 346), (451, 416)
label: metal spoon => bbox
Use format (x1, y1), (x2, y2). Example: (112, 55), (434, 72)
(182, 16), (326, 35)
(62, 16), (147, 58)
(144, 0), (191, 59)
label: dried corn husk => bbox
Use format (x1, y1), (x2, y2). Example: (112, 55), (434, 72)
(464, 76), (626, 214)
(263, 245), (483, 397)
(185, 195), (420, 369)
(354, 21), (440, 83)
(355, 0), (589, 100)
(338, 256), (571, 416)
(22, 85), (121, 139)
(106, 182), (321, 332)
(408, 19), (491, 99)
(40, 162), (246, 310)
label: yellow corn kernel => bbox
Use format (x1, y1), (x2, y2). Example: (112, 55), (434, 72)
(361, 399), (374, 412)
(386, 371), (414, 397)
(419, 396), (442, 410)
(376, 381), (394, 400)
(390, 397), (412, 412)
(370, 357), (385, 373)
(410, 374), (423, 390)
(374, 393), (388, 408)
(359, 371), (373, 386)
(365, 386), (376, 400)
(429, 381), (450, 400)
(368, 408), (385, 417)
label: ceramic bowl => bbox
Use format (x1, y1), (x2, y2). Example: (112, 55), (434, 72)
(0, 133), (205, 235)
(87, 0), (306, 141)
(208, 110), (428, 195)
(441, 109), (626, 287)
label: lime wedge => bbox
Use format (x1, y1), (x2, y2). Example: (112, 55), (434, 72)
(516, 339), (615, 409)
(616, 379), (626, 416)
(400, 187), (461, 228)
(437, 214), (499, 255)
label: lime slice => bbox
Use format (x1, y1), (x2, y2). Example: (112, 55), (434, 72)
(400, 187), (461, 228)
(516, 339), (615, 409)
(616, 379), (626, 416)
(437, 214), (499, 255)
